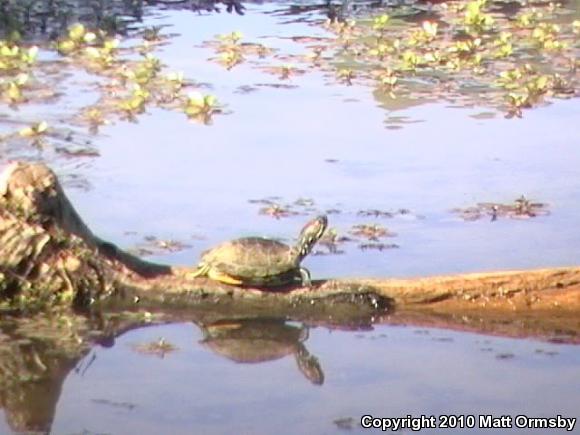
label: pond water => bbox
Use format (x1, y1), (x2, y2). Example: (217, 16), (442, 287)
(1, 0), (580, 433)
(35, 324), (580, 434)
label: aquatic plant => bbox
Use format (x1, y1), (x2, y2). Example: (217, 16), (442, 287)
(117, 84), (149, 118)
(283, 0), (580, 118)
(1, 72), (29, 103)
(0, 17), (226, 163)
(462, 0), (495, 35)
(0, 42), (37, 72)
(452, 196), (550, 221)
(19, 120), (49, 138)
(51, 22), (223, 126)
(336, 68), (355, 85)
(372, 14), (390, 34)
(349, 224), (396, 241)
(408, 21), (438, 46)
(183, 91), (221, 124)
(18, 121), (49, 148)
(204, 31), (274, 70)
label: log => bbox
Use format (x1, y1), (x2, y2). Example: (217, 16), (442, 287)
(1, 161), (579, 344)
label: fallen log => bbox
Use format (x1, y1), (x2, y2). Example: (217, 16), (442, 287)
(1, 161), (579, 343)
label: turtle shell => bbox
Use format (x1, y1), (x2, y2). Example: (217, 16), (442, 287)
(200, 237), (300, 285)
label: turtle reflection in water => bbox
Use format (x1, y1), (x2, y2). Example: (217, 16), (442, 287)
(191, 215), (328, 287)
(200, 319), (324, 385)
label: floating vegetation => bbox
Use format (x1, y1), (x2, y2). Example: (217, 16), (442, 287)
(248, 199), (405, 253)
(336, 67), (355, 85)
(92, 398), (137, 410)
(0, 42), (39, 106)
(0, 42), (37, 72)
(55, 23), (119, 58)
(18, 120), (49, 138)
(357, 208), (413, 218)
(1, 19), (224, 162)
(359, 242), (399, 251)
(77, 107), (110, 134)
(315, 226), (400, 254)
(130, 338), (179, 358)
(260, 64), (306, 80)
(128, 235), (192, 257)
(56, 26), (223, 124)
(228, 0), (578, 119)
(248, 196), (283, 205)
(251, 196), (317, 218)
(254, 82), (299, 90)
(54, 145), (100, 158)
(333, 417), (356, 430)
(203, 31), (274, 70)
(349, 223), (397, 240)
(304, 46), (327, 65)
(452, 195), (550, 221)
(293, 197), (316, 208)
(188, 0), (578, 124)
(259, 203), (300, 219)
(139, 25), (174, 46)
(495, 352), (516, 360)
(183, 91), (223, 124)
(210, 31), (245, 69)
(358, 209), (395, 218)
(314, 228), (352, 255)
(330, 1), (577, 116)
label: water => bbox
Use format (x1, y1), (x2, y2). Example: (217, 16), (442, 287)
(47, 324), (580, 434)
(1, 1), (580, 433)
(60, 6), (580, 279)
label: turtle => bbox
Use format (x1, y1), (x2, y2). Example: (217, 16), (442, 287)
(190, 215), (328, 287)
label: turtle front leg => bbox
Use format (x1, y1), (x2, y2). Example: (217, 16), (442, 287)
(298, 267), (312, 287)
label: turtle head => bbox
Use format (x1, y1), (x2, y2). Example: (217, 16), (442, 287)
(294, 215), (328, 261)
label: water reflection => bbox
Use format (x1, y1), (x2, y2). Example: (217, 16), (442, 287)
(3, 297), (580, 434)
(0, 0), (249, 39)
(0, 302), (379, 433)
(2, 311), (578, 434)
(0, 316), (86, 433)
(200, 318), (325, 385)
(0, 0), (145, 37)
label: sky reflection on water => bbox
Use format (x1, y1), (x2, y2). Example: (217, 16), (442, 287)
(48, 322), (580, 435)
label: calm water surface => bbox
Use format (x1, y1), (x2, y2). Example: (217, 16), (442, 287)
(48, 324), (580, 434)
(1, 1), (580, 434)
(62, 7), (580, 279)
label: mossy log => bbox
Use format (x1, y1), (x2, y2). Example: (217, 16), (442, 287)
(1, 161), (579, 343)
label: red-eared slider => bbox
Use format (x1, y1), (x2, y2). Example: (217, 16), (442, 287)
(191, 215), (327, 287)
